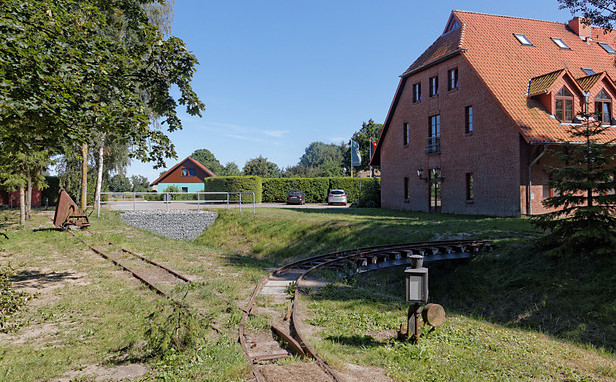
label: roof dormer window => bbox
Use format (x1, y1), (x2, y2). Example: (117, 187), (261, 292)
(555, 87), (574, 123)
(514, 33), (533, 46)
(551, 37), (571, 50)
(598, 42), (616, 54)
(595, 90), (612, 125)
(582, 68), (595, 75)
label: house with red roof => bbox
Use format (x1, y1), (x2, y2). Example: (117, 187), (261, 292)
(371, 11), (616, 217)
(150, 157), (216, 193)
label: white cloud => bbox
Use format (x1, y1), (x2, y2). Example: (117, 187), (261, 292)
(263, 130), (290, 138)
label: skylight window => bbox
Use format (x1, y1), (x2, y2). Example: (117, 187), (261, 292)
(514, 33), (533, 46)
(551, 37), (570, 50)
(599, 42), (616, 54)
(582, 68), (595, 75)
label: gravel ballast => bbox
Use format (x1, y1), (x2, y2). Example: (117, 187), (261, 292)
(120, 210), (218, 241)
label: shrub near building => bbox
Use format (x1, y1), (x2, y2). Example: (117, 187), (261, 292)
(203, 176), (262, 203)
(262, 178), (330, 203)
(262, 177), (380, 207)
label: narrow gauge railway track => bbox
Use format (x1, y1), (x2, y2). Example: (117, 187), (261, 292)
(240, 239), (492, 382)
(68, 231), (193, 307)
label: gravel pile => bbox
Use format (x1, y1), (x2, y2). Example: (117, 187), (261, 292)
(120, 210), (218, 241)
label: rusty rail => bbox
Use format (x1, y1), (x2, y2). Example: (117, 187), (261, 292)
(239, 239), (492, 381)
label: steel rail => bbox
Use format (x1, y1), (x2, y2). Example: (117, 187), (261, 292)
(239, 239), (491, 382)
(69, 231), (188, 306)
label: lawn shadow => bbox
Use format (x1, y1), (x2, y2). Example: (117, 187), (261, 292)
(324, 334), (385, 348)
(11, 269), (84, 290)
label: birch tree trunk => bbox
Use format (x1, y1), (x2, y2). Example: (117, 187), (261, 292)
(81, 142), (88, 211)
(19, 186), (25, 225)
(94, 135), (105, 216)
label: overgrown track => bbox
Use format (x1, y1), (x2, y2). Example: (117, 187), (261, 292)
(68, 231), (192, 307)
(240, 239), (492, 382)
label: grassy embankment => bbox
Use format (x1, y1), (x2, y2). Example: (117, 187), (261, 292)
(0, 207), (615, 381)
(198, 208), (616, 381)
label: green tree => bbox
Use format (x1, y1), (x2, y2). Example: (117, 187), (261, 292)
(221, 162), (242, 176)
(190, 149), (223, 175)
(0, 0), (205, 221)
(296, 141), (346, 177)
(533, 107), (616, 256)
(243, 156), (281, 178)
(558, 0), (616, 29)
(131, 175), (150, 192)
(108, 174), (132, 193)
(349, 119), (383, 171)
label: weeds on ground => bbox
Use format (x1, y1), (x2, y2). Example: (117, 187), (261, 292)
(0, 264), (30, 332)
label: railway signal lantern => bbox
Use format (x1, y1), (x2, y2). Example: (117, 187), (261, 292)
(402, 254), (445, 344)
(405, 255), (428, 304)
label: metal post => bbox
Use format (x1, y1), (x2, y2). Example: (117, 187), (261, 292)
(197, 192), (200, 210)
(407, 304), (421, 345)
(239, 193), (242, 212)
(166, 193), (169, 211)
(252, 192), (256, 215)
(133, 192), (136, 211)
(97, 195), (100, 218)
(226, 193), (230, 209)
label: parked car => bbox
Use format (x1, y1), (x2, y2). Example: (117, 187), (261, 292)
(286, 190), (305, 205)
(328, 189), (347, 205)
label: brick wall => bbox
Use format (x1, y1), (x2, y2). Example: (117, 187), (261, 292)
(380, 54), (523, 217)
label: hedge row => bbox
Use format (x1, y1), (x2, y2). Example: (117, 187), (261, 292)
(262, 178), (330, 203)
(203, 176), (262, 203)
(205, 176), (380, 207)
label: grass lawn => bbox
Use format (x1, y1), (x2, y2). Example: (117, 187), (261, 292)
(0, 206), (614, 381)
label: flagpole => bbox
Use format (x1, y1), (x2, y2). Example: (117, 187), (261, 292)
(350, 140), (353, 178)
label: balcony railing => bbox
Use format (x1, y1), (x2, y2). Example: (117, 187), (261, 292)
(425, 136), (441, 153)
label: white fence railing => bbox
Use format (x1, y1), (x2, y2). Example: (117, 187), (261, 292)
(98, 191), (256, 217)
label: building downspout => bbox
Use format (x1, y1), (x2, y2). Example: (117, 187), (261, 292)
(527, 144), (548, 216)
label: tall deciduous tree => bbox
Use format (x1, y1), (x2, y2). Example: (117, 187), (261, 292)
(0, 0), (205, 219)
(190, 149), (224, 175)
(558, 0), (616, 29)
(243, 156), (281, 178)
(533, 107), (616, 256)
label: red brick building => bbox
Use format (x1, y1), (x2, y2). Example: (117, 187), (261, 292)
(372, 11), (616, 217)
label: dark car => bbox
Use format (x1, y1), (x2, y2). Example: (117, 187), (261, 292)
(286, 190), (305, 205)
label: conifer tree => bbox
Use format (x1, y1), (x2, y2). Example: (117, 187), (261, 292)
(533, 100), (616, 255)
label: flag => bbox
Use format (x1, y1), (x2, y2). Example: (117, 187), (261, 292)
(370, 140), (376, 161)
(351, 140), (361, 167)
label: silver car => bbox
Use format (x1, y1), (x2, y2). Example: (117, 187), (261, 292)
(328, 189), (347, 205)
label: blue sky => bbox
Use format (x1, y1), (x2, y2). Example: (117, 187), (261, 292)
(128, 0), (575, 181)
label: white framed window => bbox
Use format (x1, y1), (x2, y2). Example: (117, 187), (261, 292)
(514, 33), (533, 46)
(599, 42), (616, 54)
(551, 37), (570, 50)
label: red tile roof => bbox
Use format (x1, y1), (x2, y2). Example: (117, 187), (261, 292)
(452, 10), (616, 143)
(150, 156), (216, 186)
(402, 27), (465, 77)
(372, 11), (616, 166)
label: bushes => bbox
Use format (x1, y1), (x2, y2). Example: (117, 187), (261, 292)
(262, 177), (380, 206)
(203, 176), (262, 203)
(329, 177), (381, 207)
(203, 176), (379, 207)
(262, 178), (330, 203)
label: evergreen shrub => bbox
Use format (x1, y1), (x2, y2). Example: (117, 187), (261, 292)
(203, 176), (262, 203)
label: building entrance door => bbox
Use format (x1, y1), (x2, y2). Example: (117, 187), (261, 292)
(429, 170), (442, 213)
